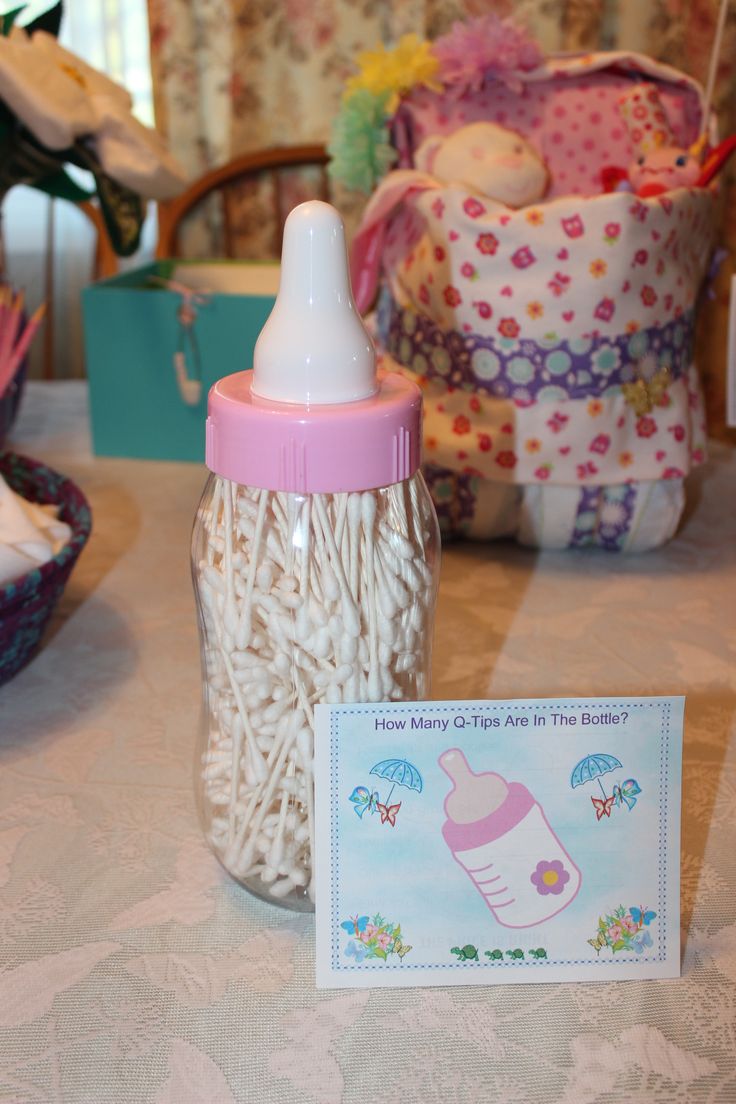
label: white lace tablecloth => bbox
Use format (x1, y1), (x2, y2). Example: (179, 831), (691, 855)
(2, 382), (735, 1104)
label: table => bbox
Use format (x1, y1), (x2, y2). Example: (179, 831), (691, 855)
(2, 382), (735, 1104)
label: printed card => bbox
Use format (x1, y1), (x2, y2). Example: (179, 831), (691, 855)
(314, 697), (683, 988)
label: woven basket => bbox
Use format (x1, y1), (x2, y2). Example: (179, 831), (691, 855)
(0, 451), (92, 687)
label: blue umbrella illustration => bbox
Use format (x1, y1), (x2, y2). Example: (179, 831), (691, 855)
(570, 753), (622, 799)
(369, 758), (423, 807)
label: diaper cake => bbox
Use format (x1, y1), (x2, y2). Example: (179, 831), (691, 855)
(329, 18), (728, 551)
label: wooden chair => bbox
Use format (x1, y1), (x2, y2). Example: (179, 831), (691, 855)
(155, 144), (330, 260)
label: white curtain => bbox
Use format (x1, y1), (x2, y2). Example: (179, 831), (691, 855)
(4, 0), (154, 379)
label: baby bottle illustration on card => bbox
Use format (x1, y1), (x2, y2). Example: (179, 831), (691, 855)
(439, 749), (581, 928)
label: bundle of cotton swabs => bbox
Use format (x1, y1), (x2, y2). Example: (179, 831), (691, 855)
(0, 286), (46, 397)
(195, 476), (434, 903)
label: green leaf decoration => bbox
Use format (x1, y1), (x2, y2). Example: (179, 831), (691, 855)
(372, 947), (387, 961)
(1, 6), (25, 35)
(23, 0), (63, 36)
(31, 167), (93, 202)
(611, 940), (627, 952)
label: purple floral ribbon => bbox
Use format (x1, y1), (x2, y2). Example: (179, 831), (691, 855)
(381, 295), (694, 403)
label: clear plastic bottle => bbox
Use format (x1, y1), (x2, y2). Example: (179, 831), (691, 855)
(192, 201), (440, 910)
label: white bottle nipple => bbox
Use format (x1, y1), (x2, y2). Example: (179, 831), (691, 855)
(439, 748), (510, 824)
(251, 200), (377, 406)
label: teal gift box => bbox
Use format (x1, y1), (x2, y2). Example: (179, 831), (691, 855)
(82, 260), (279, 462)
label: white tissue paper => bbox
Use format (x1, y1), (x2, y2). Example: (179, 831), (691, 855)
(0, 474), (71, 586)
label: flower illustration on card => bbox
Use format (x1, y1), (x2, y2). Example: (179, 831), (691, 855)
(587, 905), (656, 956)
(531, 860), (570, 896)
(342, 913), (412, 962)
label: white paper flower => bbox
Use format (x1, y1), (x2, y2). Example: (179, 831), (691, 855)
(0, 27), (185, 199)
(0, 27), (96, 148)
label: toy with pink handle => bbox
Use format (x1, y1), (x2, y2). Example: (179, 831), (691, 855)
(439, 748), (581, 929)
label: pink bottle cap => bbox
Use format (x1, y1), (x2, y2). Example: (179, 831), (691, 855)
(205, 199), (423, 493)
(206, 368), (422, 493)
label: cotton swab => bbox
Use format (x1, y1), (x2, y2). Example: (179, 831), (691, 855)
(196, 478), (436, 907)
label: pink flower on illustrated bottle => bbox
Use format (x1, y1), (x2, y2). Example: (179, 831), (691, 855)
(561, 214), (584, 238)
(531, 859), (570, 896)
(463, 196), (487, 219)
(608, 923), (623, 943)
(641, 285), (657, 307)
(496, 450), (517, 469)
(476, 232), (498, 255)
(460, 261), (477, 279)
(444, 285), (462, 307)
(691, 446), (705, 464)
(668, 424), (686, 442)
(636, 416), (657, 438)
(473, 300), (492, 319)
(435, 245), (446, 262)
(452, 414), (471, 435)
(633, 248), (648, 267)
(534, 464), (552, 480)
(498, 317), (520, 338)
(478, 433), (492, 452)
(604, 222), (621, 244)
(662, 466), (684, 478)
(431, 197), (445, 219)
(589, 433), (611, 455)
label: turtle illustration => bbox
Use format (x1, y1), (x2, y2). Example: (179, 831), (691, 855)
(529, 948), (548, 959)
(451, 945), (479, 962)
(485, 949), (504, 961)
(506, 948), (525, 960)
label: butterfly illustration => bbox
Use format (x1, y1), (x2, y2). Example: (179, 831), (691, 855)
(622, 367), (670, 416)
(613, 779), (641, 810)
(587, 932), (607, 955)
(630, 906), (656, 927)
(340, 915), (369, 936)
(349, 786), (379, 819)
(393, 937), (412, 960)
(591, 794), (615, 820)
(345, 940), (367, 962)
(377, 801), (401, 826)
(632, 930), (653, 954)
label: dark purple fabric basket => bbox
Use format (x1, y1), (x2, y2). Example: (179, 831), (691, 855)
(0, 452), (92, 687)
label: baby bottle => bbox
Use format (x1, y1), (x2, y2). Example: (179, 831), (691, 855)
(439, 749), (580, 928)
(192, 201), (440, 911)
